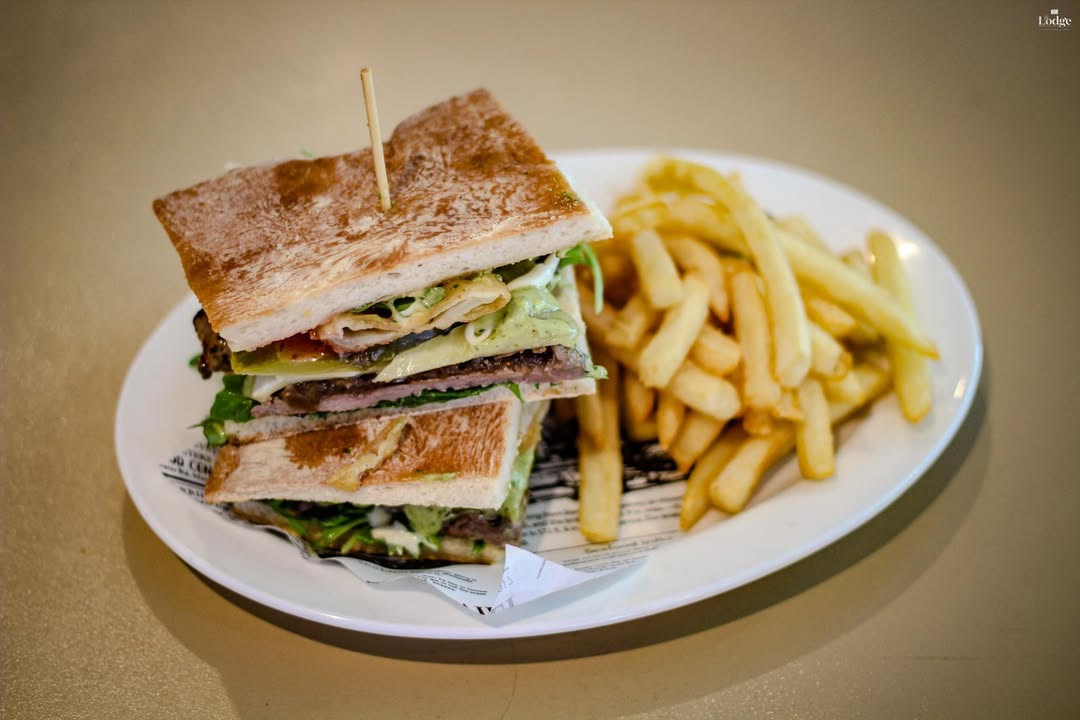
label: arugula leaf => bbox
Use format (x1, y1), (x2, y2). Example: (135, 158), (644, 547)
(373, 382), (521, 409)
(559, 243), (604, 314)
(196, 374), (256, 446)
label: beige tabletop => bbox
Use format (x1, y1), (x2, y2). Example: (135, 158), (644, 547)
(3, 1), (1079, 717)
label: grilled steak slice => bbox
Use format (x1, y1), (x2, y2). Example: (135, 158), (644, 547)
(252, 345), (588, 416)
(194, 310), (232, 378)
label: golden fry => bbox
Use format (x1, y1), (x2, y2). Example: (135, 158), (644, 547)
(839, 250), (883, 345)
(669, 411), (725, 472)
(611, 198), (668, 238)
(667, 361), (742, 422)
(639, 274), (710, 388)
(742, 408), (774, 436)
(809, 321), (853, 379)
(577, 354), (623, 542)
(608, 294), (658, 349)
(664, 234), (730, 321)
(678, 167), (810, 387)
(656, 392), (686, 451)
(625, 417), (659, 442)
(731, 271), (782, 410)
(710, 425), (795, 514)
(779, 230), (937, 357)
(772, 389), (803, 421)
(803, 293), (857, 338)
(796, 377), (834, 479)
(573, 391), (606, 448)
(690, 324), (742, 376)
(629, 228), (683, 309)
(776, 215), (830, 252)
(680, 428), (744, 530)
(868, 231), (933, 422)
(661, 196), (748, 256)
(822, 369), (866, 405)
(621, 370), (656, 430)
(577, 439), (623, 543)
(828, 364), (892, 423)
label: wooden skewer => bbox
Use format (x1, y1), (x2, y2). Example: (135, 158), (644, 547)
(360, 67), (391, 211)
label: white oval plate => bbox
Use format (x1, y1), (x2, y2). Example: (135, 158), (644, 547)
(117, 149), (982, 640)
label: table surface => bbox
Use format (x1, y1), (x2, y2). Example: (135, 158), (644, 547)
(3, 2), (1078, 718)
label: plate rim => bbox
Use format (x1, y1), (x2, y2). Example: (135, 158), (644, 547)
(117, 147), (984, 639)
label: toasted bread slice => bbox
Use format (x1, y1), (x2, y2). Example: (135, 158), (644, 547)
(206, 396), (534, 509)
(155, 89), (612, 352)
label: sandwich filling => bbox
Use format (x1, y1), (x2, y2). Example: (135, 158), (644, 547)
(195, 251), (602, 446)
(231, 444), (534, 564)
(207, 397), (547, 567)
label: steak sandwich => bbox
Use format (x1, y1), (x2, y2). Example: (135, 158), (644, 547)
(154, 89), (610, 564)
(205, 395), (547, 566)
(154, 89), (611, 446)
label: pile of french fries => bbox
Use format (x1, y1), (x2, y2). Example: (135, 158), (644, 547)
(571, 157), (938, 543)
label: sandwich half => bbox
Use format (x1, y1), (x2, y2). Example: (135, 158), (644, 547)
(205, 396), (548, 566)
(154, 89), (611, 446)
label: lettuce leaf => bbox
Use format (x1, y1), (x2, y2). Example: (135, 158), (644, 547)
(197, 374), (256, 446)
(559, 243), (604, 314)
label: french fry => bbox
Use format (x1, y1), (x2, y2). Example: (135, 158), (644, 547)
(577, 438), (623, 542)
(809, 321), (853, 379)
(868, 231), (932, 423)
(772, 389), (803, 421)
(779, 229), (938, 357)
(573, 391), (605, 448)
(595, 249), (636, 300)
(742, 408), (774, 436)
(690, 324), (742, 376)
(677, 168), (810, 387)
(667, 361), (742, 421)
(664, 234), (730, 321)
(822, 369), (866, 405)
(839, 250), (883, 345)
(710, 425), (795, 513)
(828, 364), (892, 423)
(599, 351), (621, 445)
(621, 370), (656, 430)
(638, 274), (710, 388)
(577, 355), (622, 542)
(795, 377), (834, 479)
(574, 157), (939, 542)
(661, 196), (748, 256)
(552, 397), (577, 422)
(625, 417), (659, 443)
(629, 228), (684, 309)
(776, 215), (830, 252)
(669, 411), (725, 472)
(611, 197), (668, 238)
(731, 271), (782, 410)
(680, 428), (745, 529)
(607, 294), (658, 349)
(803, 293), (857, 339)
(656, 392), (686, 451)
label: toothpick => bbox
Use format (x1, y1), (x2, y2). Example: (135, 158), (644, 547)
(360, 68), (391, 211)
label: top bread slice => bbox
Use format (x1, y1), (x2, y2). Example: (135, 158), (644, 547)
(154, 89), (612, 352)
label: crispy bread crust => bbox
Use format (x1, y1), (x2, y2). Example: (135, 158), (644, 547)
(205, 397), (522, 509)
(154, 89), (612, 351)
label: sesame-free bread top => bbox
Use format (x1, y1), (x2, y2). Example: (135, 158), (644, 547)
(153, 89), (612, 352)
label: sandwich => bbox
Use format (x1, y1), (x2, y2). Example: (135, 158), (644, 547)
(154, 88), (611, 565)
(153, 89), (611, 446)
(205, 395), (547, 566)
